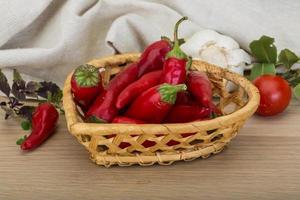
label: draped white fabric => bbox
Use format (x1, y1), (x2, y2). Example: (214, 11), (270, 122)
(0, 0), (299, 85)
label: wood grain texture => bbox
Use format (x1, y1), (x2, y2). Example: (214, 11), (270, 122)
(0, 100), (300, 200)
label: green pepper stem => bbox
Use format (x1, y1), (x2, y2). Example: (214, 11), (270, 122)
(173, 84), (187, 92)
(166, 17), (189, 60)
(74, 64), (100, 87)
(173, 17), (188, 47)
(159, 84), (187, 104)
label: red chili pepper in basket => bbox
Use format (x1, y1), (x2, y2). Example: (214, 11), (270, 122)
(161, 17), (190, 85)
(187, 71), (213, 108)
(164, 104), (211, 123)
(71, 64), (103, 111)
(18, 103), (59, 150)
(115, 70), (162, 109)
(137, 40), (171, 77)
(137, 17), (187, 77)
(111, 117), (157, 149)
(86, 63), (139, 122)
(126, 83), (187, 123)
(175, 91), (196, 105)
(112, 116), (145, 124)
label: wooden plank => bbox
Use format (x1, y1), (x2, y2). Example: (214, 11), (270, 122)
(0, 101), (299, 200)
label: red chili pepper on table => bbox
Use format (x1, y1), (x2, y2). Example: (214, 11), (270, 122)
(187, 71), (213, 108)
(115, 70), (162, 109)
(71, 64), (103, 111)
(161, 17), (190, 85)
(164, 104), (211, 123)
(86, 63), (139, 123)
(18, 103), (59, 150)
(126, 83), (187, 123)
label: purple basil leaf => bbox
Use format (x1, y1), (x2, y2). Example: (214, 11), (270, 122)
(18, 106), (35, 120)
(11, 69), (27, 100)
(8, 97), (16, 106)
(16, 102), (24, 106)
(26, 81), (40, 91)
(8, 97), (22, 108)
(12, 82), (26, 101)
(37, 81), (60, 99)
(25, 81), (40, 98)
(0, 69), (11, 97)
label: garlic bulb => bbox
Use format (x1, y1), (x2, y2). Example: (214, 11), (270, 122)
(181, 30), (251, 90)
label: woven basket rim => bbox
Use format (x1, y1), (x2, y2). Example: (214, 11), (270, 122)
(63, 53), (260, 136)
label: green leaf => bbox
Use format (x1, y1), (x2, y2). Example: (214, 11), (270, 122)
(47, 89), (63, 105)
(13, 69), (24, 82)
(21, 120), (31, 131)
(16, 135), (27, 145)
(0, 69), (11, 97)
(249, 35), (277, 63)
(250, 63), (276, 80)
(290, 76), (300, 87)
(278, 49), (299, 69)
(294, 84), (300, 100)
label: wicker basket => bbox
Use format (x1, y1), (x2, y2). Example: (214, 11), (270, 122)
(63, 53), (260, 167)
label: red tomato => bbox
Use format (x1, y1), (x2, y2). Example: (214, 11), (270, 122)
(253, 75), (291, 116)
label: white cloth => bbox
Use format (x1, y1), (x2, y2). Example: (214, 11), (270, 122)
(1, 0), (299, 86)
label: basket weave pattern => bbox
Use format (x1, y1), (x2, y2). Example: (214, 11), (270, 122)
(63, 53), (260, 167)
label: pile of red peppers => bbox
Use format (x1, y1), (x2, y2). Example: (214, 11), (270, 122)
(73, 16), (220, 125)
(69, 16), (220, 148)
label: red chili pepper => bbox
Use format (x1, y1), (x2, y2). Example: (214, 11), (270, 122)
(137, 40), (171, 77)
(71, 64), (103, 111)
(187, 71), (213, 108)
(161, 17), (190, 85)
(112, 116), (145, 124)
(137, 17), (188, 77)
(126, 83), (187, 123)
(86, 63), (139, 122)
(164, 104), (211, 123)
(115, 70), (162, 109)
(175, 91), (196, 105)
(112, 117), (163, 148)
(161, 58), (188, 84)
(19, 103), (59, 150)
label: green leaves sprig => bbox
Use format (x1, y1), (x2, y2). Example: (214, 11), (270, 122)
(278, 49), (299, 69)
(0, 69), (64, 124)
(250, 36), (277, 64)
(249, 35), (300, 99)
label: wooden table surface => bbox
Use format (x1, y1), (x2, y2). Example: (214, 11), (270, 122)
(0, 100), (300, 200)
